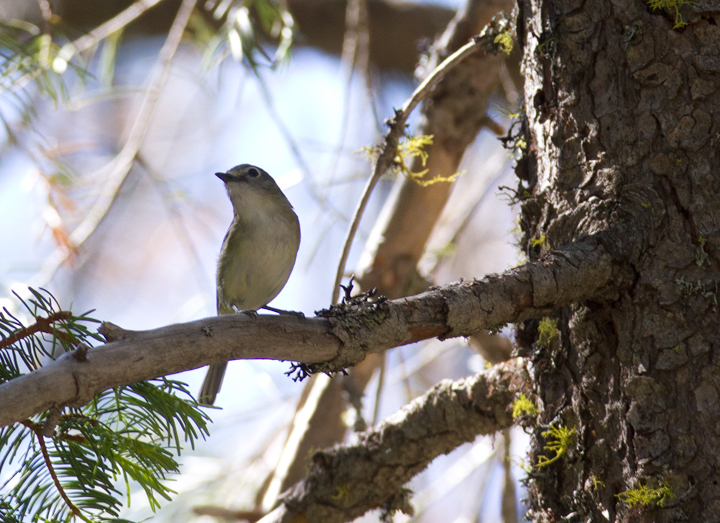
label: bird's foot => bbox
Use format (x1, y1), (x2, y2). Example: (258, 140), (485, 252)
(232, 306), (258, 318)
(262, 305), (305, 318)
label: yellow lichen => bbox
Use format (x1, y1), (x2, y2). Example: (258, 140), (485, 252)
(512, 393), (539, 418)
(616, 481), (674, 507)
(332, 483), (351, 505)
(537, 318), (558, 348)
(529, 234), (546, 248)
(510, 455), (533, 474)
(493, 32), (514, 54)
(360, 134), (464, 187)
(536, 425), (575, 469)
(646, 0), (694, 29)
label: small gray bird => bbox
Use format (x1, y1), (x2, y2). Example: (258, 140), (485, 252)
(199, 164), (301, 405)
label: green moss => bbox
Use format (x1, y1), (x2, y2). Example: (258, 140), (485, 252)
(529, 234), (546, 248)
(332, 483), (351, 507)
(512, 393), (539, 418)
(493, 32), (514, 54)
(537, 317), (558, 347)
(647, 0), (694, 29)
(536, 424), (576, 469)
(510, 455), (533, 474)
(360, 134), (464, 187)
(616, 481), (674, 507)
(696, 235), (710, 267)
(591, 476), (605, 491)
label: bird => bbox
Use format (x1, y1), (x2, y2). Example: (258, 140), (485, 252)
(199, 164), (300, 405)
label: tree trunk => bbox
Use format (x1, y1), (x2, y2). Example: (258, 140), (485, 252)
(518, 0), (719, 520)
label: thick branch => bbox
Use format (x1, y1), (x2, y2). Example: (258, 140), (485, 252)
(260, 358), (527, 523)
(0, 239), (623, 427)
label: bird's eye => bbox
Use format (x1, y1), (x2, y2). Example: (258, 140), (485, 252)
(248, 168), (259, 177)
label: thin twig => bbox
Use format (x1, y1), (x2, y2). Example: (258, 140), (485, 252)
(42, 405), (62, 436)
(30, 0), (198, 287)
(20, 419), (84, 518)
(36, 0), (53, 29)
(0, 311), (72, 350)
(331, 35), (492, 304)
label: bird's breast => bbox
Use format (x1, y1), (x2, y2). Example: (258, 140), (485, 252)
(216, 207), (300, 312)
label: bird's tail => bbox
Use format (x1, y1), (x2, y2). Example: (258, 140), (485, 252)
(199, 362), (227, 405)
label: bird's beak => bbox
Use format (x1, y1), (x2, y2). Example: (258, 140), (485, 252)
(215, 171), (231, 183)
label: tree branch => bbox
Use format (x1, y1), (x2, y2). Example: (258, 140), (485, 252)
(0, 311), (72, 350)
(0, 239), (625, 427)
(19, 419), (83, 518)
(259, 358), (527, 523)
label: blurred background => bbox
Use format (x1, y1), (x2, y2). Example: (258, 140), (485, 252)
(0, 0), (526, 521)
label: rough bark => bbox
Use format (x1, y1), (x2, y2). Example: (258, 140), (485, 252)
(517, 0), (720, 520)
